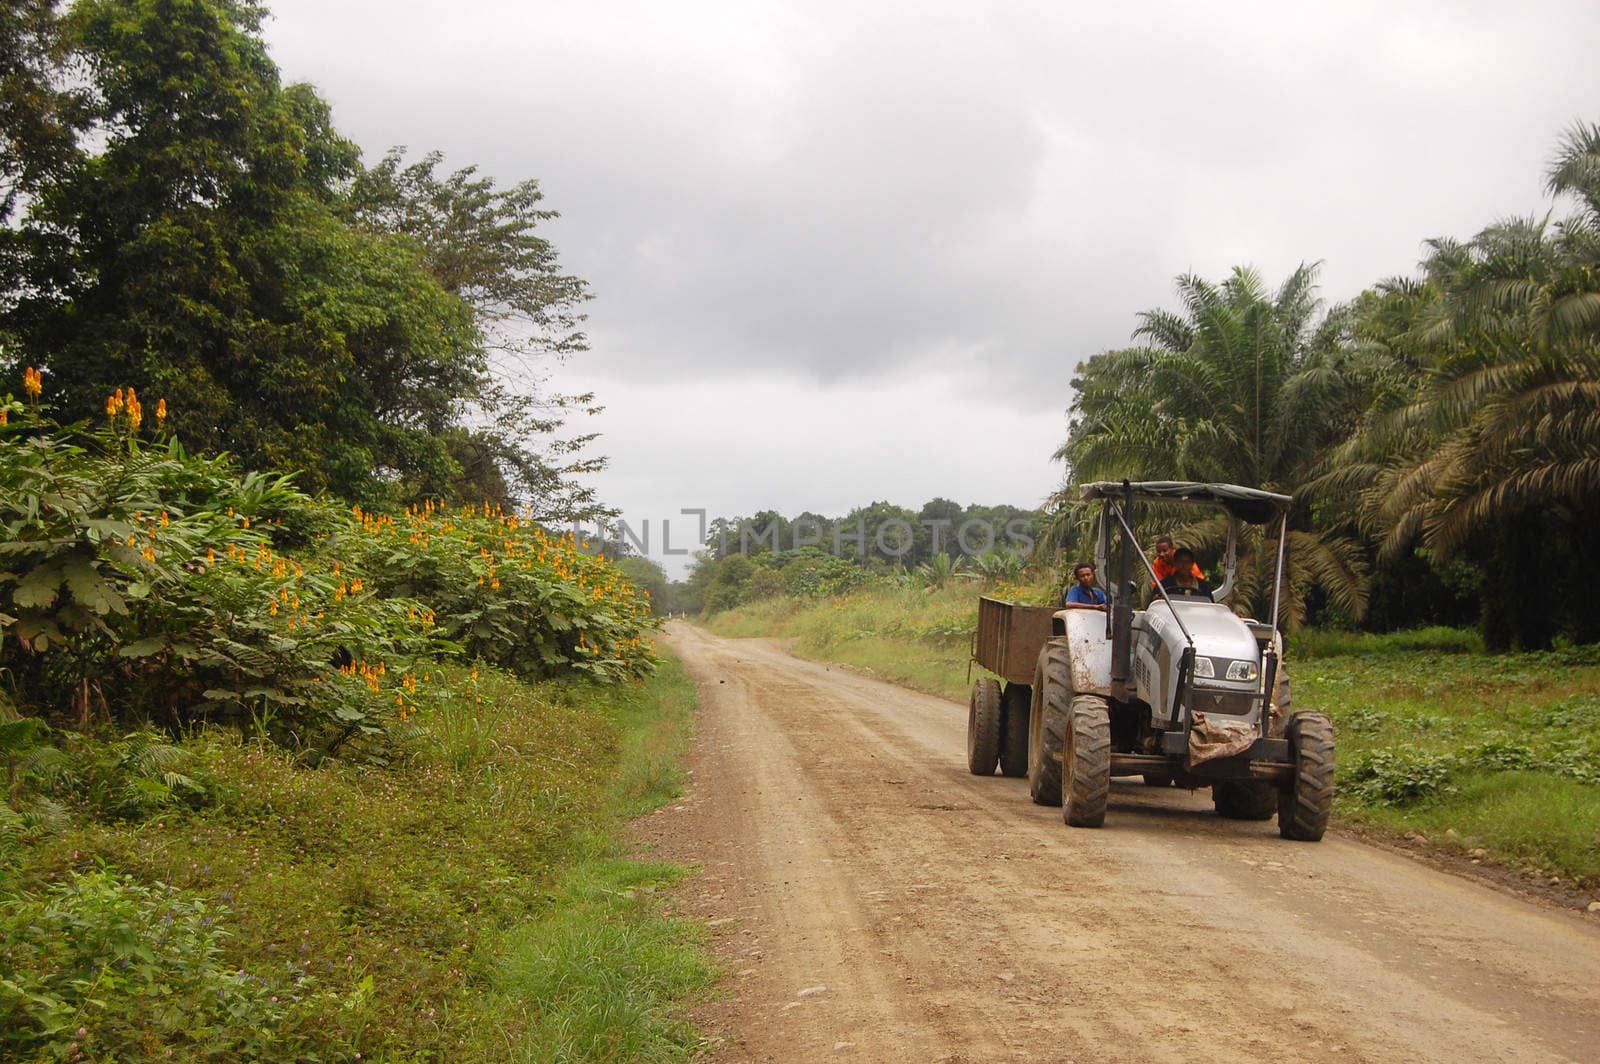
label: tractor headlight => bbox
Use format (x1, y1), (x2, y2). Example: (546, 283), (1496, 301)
(1191, 655), (1215, 678)
(1226, 659), (1259, 682)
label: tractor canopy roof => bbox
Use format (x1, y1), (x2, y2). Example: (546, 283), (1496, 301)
(1078, 481), (1293, 525)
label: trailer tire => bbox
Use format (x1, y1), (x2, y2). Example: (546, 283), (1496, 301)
(967, 677), (1002, 776)
(1278, 713), (1334, 841)
(1213, 780), (1277, 820)
(1027, 641), (1071, 805)
(1063, 694), (1111, 827)
(999, 683), (1030, 777)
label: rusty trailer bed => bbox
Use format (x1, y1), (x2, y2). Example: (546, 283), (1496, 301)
(973, 596), (1058, 684)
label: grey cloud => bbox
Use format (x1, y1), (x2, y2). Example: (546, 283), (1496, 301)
(265, 0), (1600, 411)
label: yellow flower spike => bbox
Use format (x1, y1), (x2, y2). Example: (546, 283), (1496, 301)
(241, 517), (249, 529)
(269, 601), (279, 617)
(1, 409), (8, 425)
(160, 511), (169, 528)
(113, 387), (124, 411)
(206, 547), (215, 565)
(142, 545), (155, 562)
(155, 397), (166, 423)
(105, 395), (117, 419)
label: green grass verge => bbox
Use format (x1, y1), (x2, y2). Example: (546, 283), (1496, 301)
(0, 653), (711, 1062)
(706, 587), (1600, 888)
(705, 583), (1009, 700)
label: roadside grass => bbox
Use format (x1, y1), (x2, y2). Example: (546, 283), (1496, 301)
(705, 586), (1600, 889)
(1292, 646), (1600, 886)
(0, 652), (712, 1062)
(705, 580), (1054, 700)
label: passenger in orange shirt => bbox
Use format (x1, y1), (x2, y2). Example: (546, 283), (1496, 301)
(1151, 535), (1204, 584)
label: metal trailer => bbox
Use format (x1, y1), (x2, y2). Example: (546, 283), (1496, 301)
(966, 596), (1057, 778)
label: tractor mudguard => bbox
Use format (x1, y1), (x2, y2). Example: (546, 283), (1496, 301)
(1053, 608), (1112, 697)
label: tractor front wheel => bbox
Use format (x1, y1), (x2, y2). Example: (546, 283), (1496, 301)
(1063, 694), (1111, 827)
(1279, 713), (1335, 841)
(967, 678), (1002, 776)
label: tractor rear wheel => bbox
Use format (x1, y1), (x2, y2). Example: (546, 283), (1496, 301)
(967, 678), (1002, 776)
(1063, 694), (1111, 827)
(1027, 641), (1072, 805)
(1214, 780), (1277, 820)
(999, 683), (1030, 778)
(1279, 713), (1334, 841)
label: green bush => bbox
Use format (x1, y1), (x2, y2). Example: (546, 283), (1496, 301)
(0, 870), (316, 1061)
(0, 389), (654, 754)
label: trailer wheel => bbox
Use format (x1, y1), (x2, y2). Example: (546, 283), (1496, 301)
(1063, 694), (1111, 827)
(967, 677), (1002, 776)
(1027, 641), (1071, 805)
(1213, 780), (1277, 820)
(1278, 713), (1334, 841)
(999, 682), (1030, 778)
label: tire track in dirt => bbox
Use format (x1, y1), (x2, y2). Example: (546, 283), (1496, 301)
(639, 623), (1600, 1063)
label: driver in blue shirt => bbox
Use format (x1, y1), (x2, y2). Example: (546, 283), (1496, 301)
(1062, 561), (1108, 611)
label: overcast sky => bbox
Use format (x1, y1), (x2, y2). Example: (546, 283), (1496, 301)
(263, 0), (1600, 575)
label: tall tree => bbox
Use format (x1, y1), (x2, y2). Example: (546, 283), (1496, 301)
(348, 149), (609, 517)
(1055, 264), (1372, 627)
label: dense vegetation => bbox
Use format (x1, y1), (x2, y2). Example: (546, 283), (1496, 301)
(0, 4), (711, 1059)
(0, 385), (679, 1058)
(1056, 123), (1600, 649)
(0, 0), (604, 516)
(680, 498), (1043, 614)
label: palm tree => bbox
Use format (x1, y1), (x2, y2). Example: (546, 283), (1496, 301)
(1328, 122), (1600, 646)
(1343, 125), (1600, 554)
(1054, 264), (1372, 627)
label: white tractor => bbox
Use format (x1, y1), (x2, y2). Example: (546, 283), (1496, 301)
(967, 480), (1333, 840)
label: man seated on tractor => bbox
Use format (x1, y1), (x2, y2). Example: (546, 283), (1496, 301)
(1062, 561), (1108, 610)
(1157, 547), (1213, 600)
(1152, 535), (1204, 584)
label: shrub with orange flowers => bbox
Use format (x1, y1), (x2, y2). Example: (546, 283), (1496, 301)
(0, 381), (655, 755)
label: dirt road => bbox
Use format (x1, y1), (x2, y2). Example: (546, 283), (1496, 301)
(641, 623), (1600, 1063)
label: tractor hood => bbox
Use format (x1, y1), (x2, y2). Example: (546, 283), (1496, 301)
(1138, 599), (1261, 681)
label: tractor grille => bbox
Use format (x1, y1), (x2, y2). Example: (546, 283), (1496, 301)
(1191, 689), (1255, 717)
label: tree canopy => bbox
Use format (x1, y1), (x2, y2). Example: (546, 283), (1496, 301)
(0, 0), (604, 515)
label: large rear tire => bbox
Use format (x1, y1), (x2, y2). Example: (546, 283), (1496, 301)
(1027, 642), (1071, 805)
(967, 678), (1002, 776)
(1063, 694), (1111, 827)
(999, 683), (1030, 778)
(1214, 779), (1277, 820)
(1278, 713), (1334, 841)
